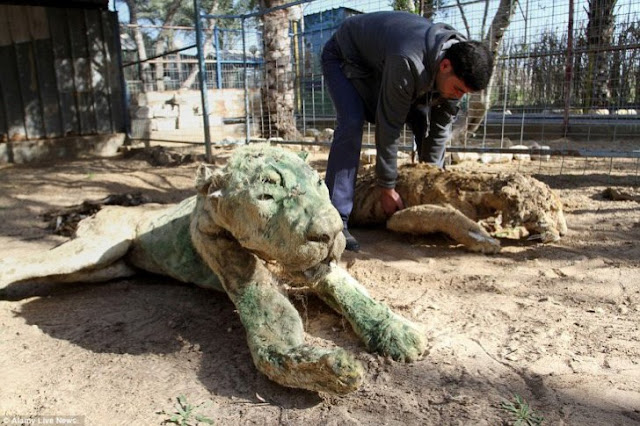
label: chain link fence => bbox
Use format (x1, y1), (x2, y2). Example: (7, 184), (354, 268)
(119, 0), (640, 177)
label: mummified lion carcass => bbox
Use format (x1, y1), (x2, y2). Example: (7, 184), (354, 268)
(0, 145), (425, 395)
(350, 163), (567, 253)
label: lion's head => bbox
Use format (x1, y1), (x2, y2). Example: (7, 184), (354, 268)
(496, 173), (568, 243)
(195, 145), (345, 272)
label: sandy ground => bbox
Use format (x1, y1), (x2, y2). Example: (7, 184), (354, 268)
(1, 143), (639, 426)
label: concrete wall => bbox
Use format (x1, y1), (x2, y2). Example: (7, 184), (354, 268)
(129, 89), (261, 142)
(0, 133), (125, 163)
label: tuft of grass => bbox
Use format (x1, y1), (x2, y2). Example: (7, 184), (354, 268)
(500, 394), (544, 425)
(157, 394), (214, 426)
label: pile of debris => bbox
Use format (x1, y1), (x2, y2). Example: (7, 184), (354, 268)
(43, 193), (152, 236)
(121, 146), (204, 167)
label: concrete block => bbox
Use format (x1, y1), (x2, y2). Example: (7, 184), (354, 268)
(480, 152), (513, 164)
(360, 148), (377, 164)
(153, 104), (179, 118)
(132, 106), (152, 119)
(208, 115), (224, 126)
(511, 144), (531, 161)
(130, 118), (152, 138)
(153, 118), (177, 131)
(530, 145), (551, 162)
(178, 115), (204, 129)
(451, 152), (480, 163)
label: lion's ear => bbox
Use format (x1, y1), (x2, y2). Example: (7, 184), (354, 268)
(295, 150), (309, 163)
(195, 164), (225, 194)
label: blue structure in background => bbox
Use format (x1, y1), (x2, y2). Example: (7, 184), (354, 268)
(297, 7), (362, 116)
(301, 7), (361, 75)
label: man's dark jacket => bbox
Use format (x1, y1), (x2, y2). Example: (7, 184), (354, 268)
(332, 11), (465, 187)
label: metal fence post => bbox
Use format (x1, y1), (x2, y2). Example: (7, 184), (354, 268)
(194, 0), (212, 161)
(563, 0), (574, 138)
(242, 17), (250, 144)
(214, 26), (222, 89)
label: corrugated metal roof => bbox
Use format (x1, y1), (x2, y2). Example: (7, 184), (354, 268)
(0, 0), (108, 9)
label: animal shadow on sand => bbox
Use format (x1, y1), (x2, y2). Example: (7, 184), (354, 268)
(6, 276), (350, 408)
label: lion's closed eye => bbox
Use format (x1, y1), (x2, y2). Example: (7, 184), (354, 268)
(260, 170), (283, 186)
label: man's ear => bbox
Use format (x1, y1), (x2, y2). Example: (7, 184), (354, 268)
(439, 58), (452, 73)
(195, 164), (225, 195)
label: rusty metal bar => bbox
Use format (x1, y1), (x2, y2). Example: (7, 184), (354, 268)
(122, 44), (196, 68)
(194, 0), (212, 162)
(445, 147), (640, 159)
(246, 138), (640, 159)
(563, 0), (574, 138)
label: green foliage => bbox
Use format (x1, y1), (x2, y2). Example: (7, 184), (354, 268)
(392, 0), (446, 17)
(497, 17), (640, 110)
(116, 0), (243, 29)
(391, 0), (415, 13)
(175, 0), (240, 27)
(500, 394), (544, 426)
(158, 395), (214, 426)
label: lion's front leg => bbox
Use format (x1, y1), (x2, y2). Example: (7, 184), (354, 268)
(387, 204), (501, 253)
(233, 278), (363, 394)
(192, 232), (363, 394)
(313, 265), (426, 362)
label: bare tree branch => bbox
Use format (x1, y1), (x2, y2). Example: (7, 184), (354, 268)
(126, 0), (152, 92)
(455, 0), (472, 39)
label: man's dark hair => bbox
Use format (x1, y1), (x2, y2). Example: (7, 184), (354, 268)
(443, 41), (494, 91)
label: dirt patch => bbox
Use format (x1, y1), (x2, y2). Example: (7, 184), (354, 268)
(1, 144), (639, 425)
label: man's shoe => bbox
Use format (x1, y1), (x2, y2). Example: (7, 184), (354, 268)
(342, 228), (360, 252)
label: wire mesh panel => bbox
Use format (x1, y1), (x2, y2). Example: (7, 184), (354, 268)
(120, 23), (263, 92)
(448, 0), (640, 145)
(119, 0), (640, 176)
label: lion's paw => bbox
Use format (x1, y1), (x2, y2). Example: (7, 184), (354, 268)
(366, 313), (427, 362)
(256, 345), (364, 394)
(466, 230), (501, 254)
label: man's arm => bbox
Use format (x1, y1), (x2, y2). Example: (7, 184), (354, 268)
(419, 99), (460, 167)
(374, 55), (415, 189)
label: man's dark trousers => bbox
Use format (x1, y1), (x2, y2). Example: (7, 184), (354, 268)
(321, 37), (365, 226)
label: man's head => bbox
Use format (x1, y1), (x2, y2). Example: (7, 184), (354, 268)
(435, 41), (494, 100)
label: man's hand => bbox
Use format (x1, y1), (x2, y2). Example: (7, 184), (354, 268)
(379, 187), (405, 216)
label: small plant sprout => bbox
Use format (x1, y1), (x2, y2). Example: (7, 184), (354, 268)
(500, 393), (544, 426)
(158, 394), (214, 426)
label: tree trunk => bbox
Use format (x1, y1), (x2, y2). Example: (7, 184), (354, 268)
(259, 1), (301, 140)
(636, 53), (640, 105)
(609, 37), (623, 108)
(153, 0), (183, 91)
(126, 1), (152, 92)
(417, 0), (436, 19)
(452, 0), (518, 144)
(584, 0), (616, 111)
